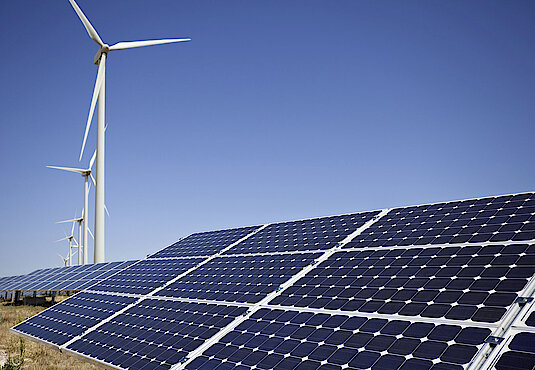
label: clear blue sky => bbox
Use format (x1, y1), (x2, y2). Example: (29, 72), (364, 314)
(1, 1), (534, 276)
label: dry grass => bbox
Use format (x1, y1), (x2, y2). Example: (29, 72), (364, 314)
(0, 300), (100, 370)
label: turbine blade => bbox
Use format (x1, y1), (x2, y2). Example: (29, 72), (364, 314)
(104, 204), (110, 218)
(56, 218), (79, 224)
(56, 236), (68, 242)
(89, 150), (97, 170)
(88, 228), (94, 239)
(80, 59), (105, 161)
(47, 166), (85, 174)
(71, 220), (75, 236)
(90, 174), (96, 186)
(109, 38), (190, 51)
(67, 0), (104, 46)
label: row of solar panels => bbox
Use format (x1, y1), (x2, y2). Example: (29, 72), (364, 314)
(10, 192), (535, 369)
(0, 261), (137, 293)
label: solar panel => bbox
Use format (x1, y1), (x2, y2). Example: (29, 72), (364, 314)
(12, 292), (136, 346)
(66, 300), (248, 369)
(186, 308), (491, 370)
(224, 212), (379, 255)
(10, 192), (535, 370)
(155, 253), (321, 303)
(270, 244), (535, 323)
(350, 193), (535, 248)
(0, 260), (138, 292)
(87, 258), (204, 295)
(149, 226), (262, 259)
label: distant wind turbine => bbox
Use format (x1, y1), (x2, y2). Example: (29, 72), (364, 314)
(48, 151), (96, 265)
(58, 253), (70, 267)
(56, 221), (78, 266)
(57, 215), (84, 265)
(67, 0), (190, 263)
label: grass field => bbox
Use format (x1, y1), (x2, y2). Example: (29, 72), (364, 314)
(0, 300), (99, 370)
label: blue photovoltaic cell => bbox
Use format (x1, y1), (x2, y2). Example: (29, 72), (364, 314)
(224, 212), (379, 255)
(272, 244), (535, 323)
(67, 300), (248, 370)
(149, 225), (261, 259)
(12, 292), (136, 346)
(186, 308), (490, 370)
(87, 258), (204, 295)
(349, 193), (535, 248)
(157, 253), (321, 303)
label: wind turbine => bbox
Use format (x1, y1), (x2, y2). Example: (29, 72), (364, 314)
(57, 215), (84, 265)
(56, 221), (78, 266)
(68, 0), (190, 263)
(48, 151), (96, 265)
(58, 253), (70, 267)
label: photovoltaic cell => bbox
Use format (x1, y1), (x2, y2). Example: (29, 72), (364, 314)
(350, 193), (535, 248)
(224, 212), (379, 255)
(12, 292), (136, 346)
(87, 258), (204, 295)
(186, 308), (490, 370)
(149, 226), (261, 259)
(271, 244), (535, 323)
(66, 300), (248, 370)
(156, 253), (321, 303)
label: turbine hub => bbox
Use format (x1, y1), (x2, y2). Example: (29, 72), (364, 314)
(93, 44), (111, 65)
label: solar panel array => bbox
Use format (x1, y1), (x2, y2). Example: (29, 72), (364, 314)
(0, 260), (138, 292)
(11, 192), (535, 370)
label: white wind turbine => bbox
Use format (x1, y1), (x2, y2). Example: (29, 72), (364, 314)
(58, 253), (70, 267)
(68, 0), (190, 263)
(57, 215), (84, 265)
(56, 221), (78, 266)
(48, 151), (96, 265)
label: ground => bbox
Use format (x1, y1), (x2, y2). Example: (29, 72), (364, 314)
(0, 299), (99, 370)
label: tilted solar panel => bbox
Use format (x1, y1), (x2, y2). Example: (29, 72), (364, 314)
(224, 212), (379, 255)
(350, 193), (535, 248)
(271, 243), (535, 323)
(13, 292), (136, 346)
(186, 308), (491, 370)
(87, 258), (204, 295)
(66, 300), (248, 369)
(149, 226), (261, 259)
(0, 260), (138, 292)
(155, 253), (321, 303)
(10, 192), (535, 369)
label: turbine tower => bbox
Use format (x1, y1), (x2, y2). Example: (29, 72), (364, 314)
(48, 151), (96, 265)
(67, 0), (190, 263)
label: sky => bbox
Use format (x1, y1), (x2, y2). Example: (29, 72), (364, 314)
(1, 0), (534, 276)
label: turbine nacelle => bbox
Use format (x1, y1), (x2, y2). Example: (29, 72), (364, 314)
(94, 44), (110, 65)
